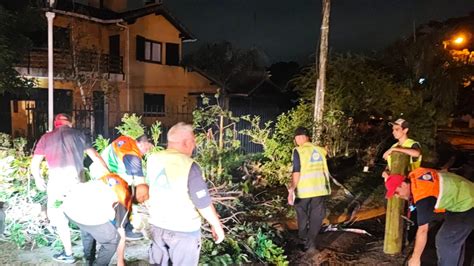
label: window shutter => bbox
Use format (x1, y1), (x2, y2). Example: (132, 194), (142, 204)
(136, 35), (145, 61)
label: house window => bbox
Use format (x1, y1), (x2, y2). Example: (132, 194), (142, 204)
(166, 43), (180, 66)
(136, 35), (162, 63)
(144, 93), (165, 117)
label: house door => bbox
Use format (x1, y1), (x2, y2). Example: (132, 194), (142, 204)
(11, 100), (36, 139)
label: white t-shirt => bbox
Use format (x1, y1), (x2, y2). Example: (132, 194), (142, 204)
(62, 181), (117, 226)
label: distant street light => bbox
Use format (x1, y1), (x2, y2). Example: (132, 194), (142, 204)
(453, 36), (465, 45)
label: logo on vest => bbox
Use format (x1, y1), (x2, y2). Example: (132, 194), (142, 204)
(310, 150), (322, 162)
(117, 140), (125, 147)
(107, 178), (118, 187)
(418, 172), (433, 182)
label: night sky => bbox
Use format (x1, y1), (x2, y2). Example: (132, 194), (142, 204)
(131, 0), (473, 63)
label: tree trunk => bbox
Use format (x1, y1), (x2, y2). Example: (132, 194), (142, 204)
(314, 0), (331, 127)
(383, 151), (410, 255)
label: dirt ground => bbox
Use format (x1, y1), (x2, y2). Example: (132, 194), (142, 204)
(1, 216), (473, 265)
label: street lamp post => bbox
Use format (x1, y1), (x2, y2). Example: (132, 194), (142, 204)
(46, 1), (55, 131)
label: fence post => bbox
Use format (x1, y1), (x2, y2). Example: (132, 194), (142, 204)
(383, 151), (410, 254)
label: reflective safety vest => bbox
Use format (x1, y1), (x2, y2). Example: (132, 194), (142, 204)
(147, 149), (202, 232)
(409, 168), (474, 213)
(294, 142), (331, 199)
(387, 138), (421, 171)
(101, 136), (142, 184)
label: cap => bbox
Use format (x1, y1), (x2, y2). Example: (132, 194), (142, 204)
(385, 174), (405, 199)
(294, 127), (310, 137)
(388, 118), (409, 129)
(54, 113), (72, 128)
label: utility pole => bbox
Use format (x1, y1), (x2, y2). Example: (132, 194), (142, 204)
(47, 0), (56, 131)
(314, 0), (331, 137)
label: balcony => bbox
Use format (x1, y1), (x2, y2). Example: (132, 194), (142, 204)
(16, 48), (123, 76)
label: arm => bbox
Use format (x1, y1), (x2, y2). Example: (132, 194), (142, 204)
(113, 203), (129, 265)
(383, 144), (421, 160)
(409, 223), (428, 266)
(288, 172), (300, 205)
(188, 163), (224, 243)
(85, 148), (109, 173)
(31, 154), (46, 191)
(288, 150), (300, 205)
(116, 227), (126, 266)
(391, 147), (421, 158)
(198, 205), (225, 243)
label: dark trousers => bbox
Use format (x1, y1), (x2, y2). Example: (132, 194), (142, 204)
(294, 196), (326, 248)
(70, 219), (120, 266)
(436, 208), (474, 266)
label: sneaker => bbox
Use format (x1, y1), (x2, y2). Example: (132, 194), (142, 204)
(125, 230), (144, 241)
(52, 252), (75, 264)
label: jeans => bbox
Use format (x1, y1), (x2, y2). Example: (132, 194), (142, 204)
(436, 208), (474, 266)
(149, 225), (201, 266)
(70, 219), (120, 266)
(294, 196), (326, 249)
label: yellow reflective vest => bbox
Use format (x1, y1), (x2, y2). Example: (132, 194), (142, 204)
(146, 149), (202, 232)
(387, 138), (422, 171)
(294, 142), (331, 198)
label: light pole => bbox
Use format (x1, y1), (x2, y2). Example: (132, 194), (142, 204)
(46, 0), (55, 131)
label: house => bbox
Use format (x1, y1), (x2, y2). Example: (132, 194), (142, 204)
(2, 0), (219, 140)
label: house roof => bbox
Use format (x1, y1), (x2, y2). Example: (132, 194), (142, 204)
(52, 0), (195, 40)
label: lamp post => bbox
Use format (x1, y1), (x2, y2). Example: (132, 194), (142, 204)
(46, 0), (55, 131)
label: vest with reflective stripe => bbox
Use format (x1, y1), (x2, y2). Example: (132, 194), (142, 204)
(409, 168), (474, 213)
(387, 138), (421, 171)
(436, 171), (474, 212)
(101, 136), (142, 184)
(147, 149), (202, 232)
(295, 142), (331, 198)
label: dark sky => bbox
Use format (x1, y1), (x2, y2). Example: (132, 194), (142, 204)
(145, 0), (473, 63)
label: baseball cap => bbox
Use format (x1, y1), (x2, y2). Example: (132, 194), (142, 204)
(294, 127), (310, 137)
(388, 118), (409, 129)
(385, 174), (405, 199)
(54, 113), (72, 127)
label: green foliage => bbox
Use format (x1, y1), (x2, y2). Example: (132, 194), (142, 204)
(241, 103), (312, 185)
(0, 133), (31, 202)
(9, 223), (26, 248)
(93, 135), (110, 154)
(200, 222), (287, 265)
(292, 54), (408, 118)
(193, 94), (242, 183)
(249, 229), (288, 265)
(115, 113), (145, 139)
(149, 120), (164, 153)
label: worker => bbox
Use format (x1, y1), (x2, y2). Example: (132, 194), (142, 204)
(385, 168), (474, 266)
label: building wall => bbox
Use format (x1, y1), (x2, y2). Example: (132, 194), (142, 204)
(122, 14), (218, 127)
(12, 9), (218, 138)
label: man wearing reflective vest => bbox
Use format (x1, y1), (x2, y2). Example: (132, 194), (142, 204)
(92, 134), (152, 240)
(382, 118), (422, 180)
(287, 127), (331, 252)
(146, 122), (224, 265)
(385, 168), (474, 266)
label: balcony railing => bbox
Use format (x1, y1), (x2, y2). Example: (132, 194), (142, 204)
(17, 48), (123, 75)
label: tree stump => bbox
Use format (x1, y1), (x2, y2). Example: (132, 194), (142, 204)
(384, 151), (410, 255)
